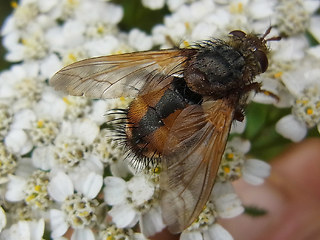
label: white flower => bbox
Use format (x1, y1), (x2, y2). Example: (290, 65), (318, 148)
(5, 169), (51, 210)
(47, 118), (99, 170)
(84, 35), (119, 57)
(0, 63), (44, 111)
(0, 219), (45, 240)
(217, 137), (271, 185)
(48, 171), (101, 239)
(275, 55), (320, 141)
(99, 224), (148, 240)
(275, 0), (320, 37)
(142, 0), (165, 10)
(31, 145), (55, 171)
(5, 175), (27, 202)
(181, 223), (233, 240)
(34, 88), (66, 122)
(211, 182), (244, 219)
(276, 115), (307, 142)
(4, 109), (35, 156)
(242, 159), (271, 185)
(104, 175), (164, 236)
(128, 29), (153, 51)
(140, 206), (166, 237)
(91, 129), (130, 178)
(167, 0), (188, 12)
(0, 143), (17, 184)
(180, 200), (234, 240)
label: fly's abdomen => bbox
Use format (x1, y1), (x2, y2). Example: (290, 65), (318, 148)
(125, 77), (202, 162)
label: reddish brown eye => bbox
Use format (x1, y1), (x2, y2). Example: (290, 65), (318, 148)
(254, 50), (268, 73)
(229, 30), (246, 38)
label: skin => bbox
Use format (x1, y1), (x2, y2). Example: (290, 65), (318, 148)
(150, 138), (320, 240)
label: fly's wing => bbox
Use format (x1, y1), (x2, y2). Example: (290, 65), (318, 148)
(49, 50), (192, 99)
(160, 99), (235, 233)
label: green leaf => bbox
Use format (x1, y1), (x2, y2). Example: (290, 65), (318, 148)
(244, 103), (291, 161)
(244, 205), (268, 217)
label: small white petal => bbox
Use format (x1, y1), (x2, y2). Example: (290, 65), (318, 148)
(215, 193), (244, 218)
(282, 68), (320, 97)
(275, 115), (307, 142)
(242, 159), (271, 185)
(0, 221), (30, 240)
(248, 1), (273, 19)
(32, 146), (55, 171)
(110, 160), (130, 178)
(0, 207), (7, 231)
(142, 0), (165, 10)
(140, 207), (166, 237)
(109, 204), (138, 228)
(72, 119), (99, 145)
(212, 182), (243, 218)
(5, 129), (33, 155)
(48, 172), (74, 202)
(309, 16), (320, 43)
(71, 228), (95, 240)
(204, 224), (233, 240)
(273, 36), (308, 63)
(167, 0), (185, 11)
(180, 231), (202, 240)
(50, 210), (69, 238)
(29, 219), (45, 240)
(62, 20), (85, 47)
(307, 45), (320, 59)
(127, 176), (154, 205)
(133, 233), (148, 240)
(230, 117), (246, 134)
(227, 137), (250, 153)
(104, 176), (127, 205)
(38, 0), (58, 12)
(35, 90), (66, 121)
(212, 182), (235, 197)
(129, 29), (153, 51)
(303, 0), (320, 13)
(40, 54), (62, 79)
(11, 109), (36, 129)
(14, 158), (35, 178)
(5, 175), (26, 202)
(80, 172), (103, 199)
(88, 100), (109, 125)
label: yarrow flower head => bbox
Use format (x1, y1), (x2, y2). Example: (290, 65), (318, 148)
(181, 201), (233, 240)
(218, 138), (271, 185)
(0, 143), (17, 183)
(103, 174), (165, 237)
(99, 224), (147, 240)
(275, 49), (320, 142)
(48, 171), (102, 239)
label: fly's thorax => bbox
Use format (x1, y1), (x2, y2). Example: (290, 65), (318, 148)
(183, 32), (270, 99)
(183, 42), (246, 97)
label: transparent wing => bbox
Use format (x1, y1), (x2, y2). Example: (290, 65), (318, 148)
(49, 50), (192, 99)
(160, 99), (235, 233)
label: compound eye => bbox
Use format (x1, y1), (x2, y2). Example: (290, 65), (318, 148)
(229, 30), (246, 38)
(254, 50), (268, 73)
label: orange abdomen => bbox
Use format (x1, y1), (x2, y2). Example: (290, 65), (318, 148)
(125, 77), (202, 163)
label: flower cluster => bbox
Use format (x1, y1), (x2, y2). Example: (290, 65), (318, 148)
(0, 0), (319, 240)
